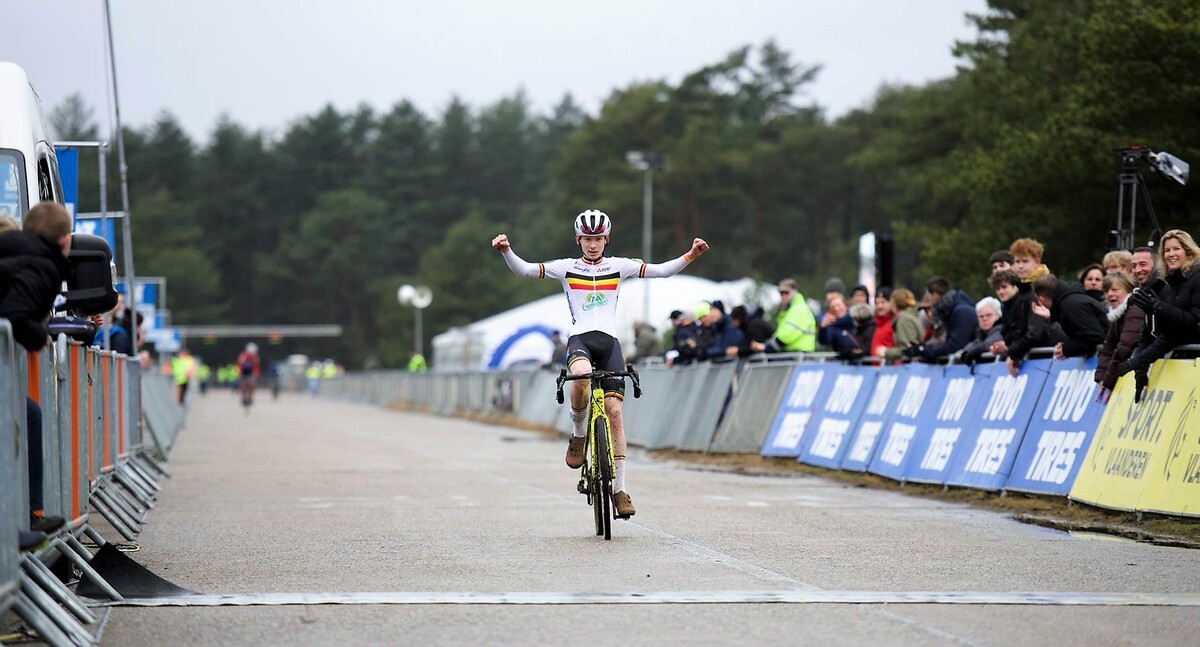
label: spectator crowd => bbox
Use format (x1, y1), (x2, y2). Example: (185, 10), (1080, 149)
(636, 231), (1200, 406)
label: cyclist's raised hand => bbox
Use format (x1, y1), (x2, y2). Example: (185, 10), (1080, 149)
(686, 238), (710, 261)
(492, 234), (511, 253)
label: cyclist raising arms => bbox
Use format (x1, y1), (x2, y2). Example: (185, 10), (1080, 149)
(492, 209), (709, 517)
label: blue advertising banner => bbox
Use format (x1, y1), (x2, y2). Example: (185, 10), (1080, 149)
(116, 282), (159, 307)
(1005, 357), (1105, 495)
(901, 364), (990, 484)
(57, 147), (78, 207)
(867, 363), (942, 481)
(59, 146), (117, 248)
(945, 359), (1052, 490)
(840, 366), (904, 471)
(73, 218), (116, 249)
(760, 365), (836, 457)
(800, 367), (878, 469)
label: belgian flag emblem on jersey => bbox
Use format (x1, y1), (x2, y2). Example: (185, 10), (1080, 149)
(566, 271), (620, 291)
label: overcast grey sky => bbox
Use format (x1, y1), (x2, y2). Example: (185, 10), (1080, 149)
(2, 0), (988, 142)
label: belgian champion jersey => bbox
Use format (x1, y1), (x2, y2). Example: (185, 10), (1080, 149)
(502, 250), (691, 339)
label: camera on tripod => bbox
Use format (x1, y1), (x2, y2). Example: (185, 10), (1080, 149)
(1110, 146), (1190, 251)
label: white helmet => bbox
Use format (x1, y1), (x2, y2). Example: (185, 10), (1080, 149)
(573, 209), (612, 237)
(245, 342), (258, 354)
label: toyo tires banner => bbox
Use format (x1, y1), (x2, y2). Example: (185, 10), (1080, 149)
(799, 366), (879, 469)
(840, 366), (903, 472)
(760, 364), (836, 457)
(1005, 357), (1104, 496)
(867, 363), (942, 482)
(901, 364), (990, 485)
(946, 359), (1052, 490)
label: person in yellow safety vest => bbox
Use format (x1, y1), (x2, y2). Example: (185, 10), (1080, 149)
(753, 277), (818, 353)
(197, 362), (211, 396)
(171, 349), (197, 405)
(407, 352), (427, 372)
(321, 361), (338, 379)
(306, 362), (321, 395)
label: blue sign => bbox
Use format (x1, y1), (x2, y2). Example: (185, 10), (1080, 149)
(59, 146), (117, 249)
(761, 365), (836, 457)
(867, 363), (942, 481)
(800, 366), (878, 469)
(901, 364), (991, 484)
(1005, 357), (1105, 495)
(57, 148), (78, 206)
(73, 218), (116, 249)
(945, 359), (1052, 490)
(116, 282), (159, 308)
(840, 366), (905, 471)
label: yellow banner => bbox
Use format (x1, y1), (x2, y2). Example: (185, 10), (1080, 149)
(1070, 359), (1200, 516)
(1135, 359), (1200, 515)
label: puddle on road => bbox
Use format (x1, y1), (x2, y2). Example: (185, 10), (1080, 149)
(1067, 530), (1136, 543)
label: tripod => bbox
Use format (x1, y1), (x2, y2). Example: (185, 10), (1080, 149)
(1110, 147), (1164, 252)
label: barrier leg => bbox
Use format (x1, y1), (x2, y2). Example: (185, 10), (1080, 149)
(125, 458), (163, 492)
(23, 554), (97, 623)
(101, 480), (146, 526)
(97, 479), (147, 525)
(135, 451), (171, 478)
(9, 591), (76, 647)
(112, 470), (156, 511)
(79, 525), (107, 548)
(88, 493), (138, 541)
(114, 464), (157, 505)
(19, 574), (94, 645)
(52, 538), (123, 602)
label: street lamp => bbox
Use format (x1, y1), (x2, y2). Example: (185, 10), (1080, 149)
(397, 284), (433, 357)
(625, 151), (667, 320)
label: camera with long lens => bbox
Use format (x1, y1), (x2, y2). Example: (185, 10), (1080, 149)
(1110, 146), (1190, 251)
(48, 232), (120, 341)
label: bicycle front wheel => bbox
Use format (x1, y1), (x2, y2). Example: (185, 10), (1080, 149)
(593, 416), (614, 539)
(600, 482), (612, 540)
(594, 417), (613, 482)
(592, 475), (604, 536)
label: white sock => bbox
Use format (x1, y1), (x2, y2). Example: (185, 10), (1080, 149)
(614, 458), (626, 494)
(570, 407), (587, 438)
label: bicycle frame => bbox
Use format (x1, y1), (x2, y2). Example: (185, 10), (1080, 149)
(556, 364), (642, 540)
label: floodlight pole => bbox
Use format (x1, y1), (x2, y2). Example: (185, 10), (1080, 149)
(414, 308), (423, 357)
(105, 0), (137, 342)
(626, 151), (666, 322)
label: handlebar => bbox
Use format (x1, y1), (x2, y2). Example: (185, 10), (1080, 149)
(555, 364), (642, 403)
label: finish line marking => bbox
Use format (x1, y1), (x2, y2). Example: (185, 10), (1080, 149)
(89, 590), (1200, 608)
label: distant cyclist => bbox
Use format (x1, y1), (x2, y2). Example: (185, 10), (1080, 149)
(236, 342), (261, 409)
(492, 209), (709, 518)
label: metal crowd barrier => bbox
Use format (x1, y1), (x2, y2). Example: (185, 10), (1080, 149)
(1, 320), (183, 646)
(322, 352), (841, 455)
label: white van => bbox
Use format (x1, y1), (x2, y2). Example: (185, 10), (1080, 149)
(0, 61), (65, 223)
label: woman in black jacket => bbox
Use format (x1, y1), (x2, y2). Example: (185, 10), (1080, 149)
(1117, 229), (1200, 401)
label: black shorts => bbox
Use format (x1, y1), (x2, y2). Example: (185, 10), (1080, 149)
(566, 331), (626, 399)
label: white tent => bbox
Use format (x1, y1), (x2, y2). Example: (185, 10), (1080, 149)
(432, 275), (780, 371)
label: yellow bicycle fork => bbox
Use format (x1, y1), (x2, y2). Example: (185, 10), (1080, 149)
(580, 386), (615, 494)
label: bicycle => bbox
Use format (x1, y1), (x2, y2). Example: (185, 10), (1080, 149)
(556, 364), (642, 540)
(240, 375), (256, 413)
